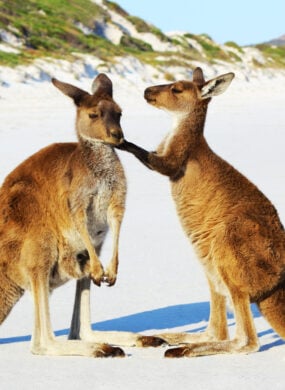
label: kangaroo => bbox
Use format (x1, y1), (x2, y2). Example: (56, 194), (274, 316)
(0, 74), (163, 357)
(116, 67), (285, 357)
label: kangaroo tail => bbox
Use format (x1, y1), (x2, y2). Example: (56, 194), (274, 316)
(0, 274), (24, 324)
(257, 282), (285, 339)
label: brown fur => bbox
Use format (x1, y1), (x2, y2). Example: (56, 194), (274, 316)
(0, 74), (163, 357)
(117, 67), (285, 357)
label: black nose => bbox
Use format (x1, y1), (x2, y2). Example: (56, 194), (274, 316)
(144, 88), (157, 103)
(144, 88), (152, 99)
(111, 131), (123, 140)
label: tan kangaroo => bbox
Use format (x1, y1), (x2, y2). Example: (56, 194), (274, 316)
(117, 67), (285, 357)
(0, 74), (163, 357)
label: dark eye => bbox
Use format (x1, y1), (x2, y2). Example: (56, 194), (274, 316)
(89, 113), (99, 119)
(171, 87), (183, 94)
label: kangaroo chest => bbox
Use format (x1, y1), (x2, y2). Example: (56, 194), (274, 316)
(170, 160), (230, 296)
(86, 179), (115, 244)
(64, 159), (126, 251)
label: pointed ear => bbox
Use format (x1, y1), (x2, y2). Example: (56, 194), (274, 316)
(91, 73), (113, 97)
(192, 67), (205, 85)
(51, 78), (89, 106)
(200, 73), (235, 99)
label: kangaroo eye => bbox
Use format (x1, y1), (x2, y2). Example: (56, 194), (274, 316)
(172, 87), (183, 94)
(89, 113), (99, 119)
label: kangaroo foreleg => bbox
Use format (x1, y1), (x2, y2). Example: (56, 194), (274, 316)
(74, 207), (104, 286)
(117, 137), (189, 178)
(103, 203), (124, 286)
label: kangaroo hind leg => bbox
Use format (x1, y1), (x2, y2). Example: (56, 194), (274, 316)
(24, 239), (124, 358)
(165, 283), (259, 357)
(69, 275), (165, 348)
(159, 278), (229, 345)
(30, 269), (123, 357)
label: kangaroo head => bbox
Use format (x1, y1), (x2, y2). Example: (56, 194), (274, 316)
(144, 67), (235, 113)
(52, 74), (124, 145)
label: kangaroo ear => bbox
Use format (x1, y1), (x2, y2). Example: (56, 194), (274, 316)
(200, 73), (235, 99)
(51, 78), (89, 106)
(91, 73), (113, 97)
(192, 67), (205, 85)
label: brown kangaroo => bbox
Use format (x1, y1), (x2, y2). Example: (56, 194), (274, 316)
(0, 74), (163, 357)
(117, 67), (285, 357)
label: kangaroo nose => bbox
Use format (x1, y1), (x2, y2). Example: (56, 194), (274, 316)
(144, 88), (156, 103)
(144, 88), (152, 99)
(111, 130), (123, 142)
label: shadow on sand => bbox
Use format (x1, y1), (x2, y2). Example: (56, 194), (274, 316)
(0, 301), (284, 352)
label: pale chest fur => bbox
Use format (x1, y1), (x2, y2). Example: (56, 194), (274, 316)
(86, 178), (119, 244)
(62, 182), (113, 251)
(63, 149), (126, 253)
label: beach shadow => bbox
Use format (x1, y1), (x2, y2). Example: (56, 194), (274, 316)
(258, 329), (285, 352)
(1, 301), (284, 352)
(90, 302), (260, 332)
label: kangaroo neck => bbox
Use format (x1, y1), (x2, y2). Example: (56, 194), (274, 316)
(170, 103), (208, 155)
(175, 103), (207, 132)
(77, 137), (117, 174)
(142, 103), (210, 179)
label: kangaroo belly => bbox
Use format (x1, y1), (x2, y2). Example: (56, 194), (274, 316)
(172, 194), (230, 297)
(86, 186), (111, 245)
(170, 170), (212, 248)
(171, 175), (285, 303)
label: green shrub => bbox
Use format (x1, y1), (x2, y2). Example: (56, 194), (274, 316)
(164, 72), (175, 81)
(126, 15), (169, 42)
(194, 35), (229, 61)
(0, 51), (21, 66)
(256, 44), (285, 67)
(103, 1), (129, 17)
(184, 33), (196, 40)
(224, 41), (243, 53)
(0, 0), (284, 69)
(120, 35), (153, 52)
(127, 15), (150, 33)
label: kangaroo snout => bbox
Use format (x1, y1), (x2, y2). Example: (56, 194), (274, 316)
(144, 87), (156, 103)
(110, 129), (124, 143)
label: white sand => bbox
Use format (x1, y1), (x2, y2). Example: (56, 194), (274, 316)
(0, 68), (285, 389)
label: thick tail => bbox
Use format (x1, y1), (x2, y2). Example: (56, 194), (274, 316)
(0, 273), (24, 324)
(257, 283), (285, 339)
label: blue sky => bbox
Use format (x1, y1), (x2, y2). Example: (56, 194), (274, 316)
(117, 0), (285, 46)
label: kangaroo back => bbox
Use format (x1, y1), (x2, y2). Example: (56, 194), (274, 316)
(117, 67), (285, 357)
(0, 74), (163, 357)
(0, 74), (126, 356)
